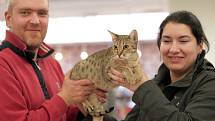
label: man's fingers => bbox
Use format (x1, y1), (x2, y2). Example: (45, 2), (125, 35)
(71, 79), (95, 87)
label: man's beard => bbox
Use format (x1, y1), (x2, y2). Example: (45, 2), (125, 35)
(26, 39), (43, 51)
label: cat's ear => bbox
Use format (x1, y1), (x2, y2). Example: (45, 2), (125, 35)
(108, 30), (118, 39)
(129, 30), (138, 42)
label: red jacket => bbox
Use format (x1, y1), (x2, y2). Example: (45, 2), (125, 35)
(0, 31), (80, 121)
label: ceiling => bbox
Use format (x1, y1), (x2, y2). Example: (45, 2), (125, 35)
(49, 0), (169, 17)
(0, 0), (169, 20)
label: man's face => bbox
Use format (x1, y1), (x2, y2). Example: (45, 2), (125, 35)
(5, 0), (49, 50)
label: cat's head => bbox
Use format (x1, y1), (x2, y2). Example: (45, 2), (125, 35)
(108, 29), (139, 61)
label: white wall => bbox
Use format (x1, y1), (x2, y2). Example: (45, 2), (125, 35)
(169, 0), (215, 65)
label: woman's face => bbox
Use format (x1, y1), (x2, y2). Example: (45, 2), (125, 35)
(160, 22), (203, 75)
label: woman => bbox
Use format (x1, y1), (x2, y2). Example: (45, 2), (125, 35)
(84, 10), (215, 121)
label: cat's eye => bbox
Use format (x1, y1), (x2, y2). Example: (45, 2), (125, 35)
(113, 45), (117, 49)
(123, 45), (129, 49)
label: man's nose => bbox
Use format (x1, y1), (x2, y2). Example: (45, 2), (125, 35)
(30, 13), (40, 24)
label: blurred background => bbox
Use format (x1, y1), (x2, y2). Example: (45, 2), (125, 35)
(0, 0), (215, 120)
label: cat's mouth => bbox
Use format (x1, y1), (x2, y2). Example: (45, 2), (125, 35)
(114, 57), (126, 61)
(118, 58), (125, 60)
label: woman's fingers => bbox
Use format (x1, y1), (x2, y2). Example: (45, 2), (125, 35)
(95, 88), (107, 103)
(110, 67), (124, 78)
(108, 68), (128, 87)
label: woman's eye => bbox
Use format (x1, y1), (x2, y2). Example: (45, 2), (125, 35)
(161, 39), (171, 43)
(179, 39), (189, 43)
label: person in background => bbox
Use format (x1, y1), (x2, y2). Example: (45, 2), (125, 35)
(0, 0), (98, 120)
(84, 10), (215, 121)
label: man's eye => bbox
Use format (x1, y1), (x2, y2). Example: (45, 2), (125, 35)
(38, 11), (48, 17)
(20, 11), (30, 16)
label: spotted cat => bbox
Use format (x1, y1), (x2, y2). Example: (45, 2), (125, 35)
(68, 29), (143, 121)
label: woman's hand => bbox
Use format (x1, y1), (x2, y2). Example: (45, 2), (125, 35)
(95, 88), (107, 103)
(108, 67), (149, 91)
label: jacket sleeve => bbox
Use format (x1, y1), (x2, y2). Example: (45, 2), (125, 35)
(0, 56), (83, 121)
(132, 78), (215, 121)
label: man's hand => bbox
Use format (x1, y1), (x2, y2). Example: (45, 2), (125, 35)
(58, 79), (95, 106)
(108, 67), (149, 91)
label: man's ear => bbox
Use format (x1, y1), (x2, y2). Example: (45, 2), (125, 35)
(5, 11), (11, 28)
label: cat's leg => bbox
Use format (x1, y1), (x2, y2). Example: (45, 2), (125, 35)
(86, 94), (106, 116)
(91, 96), (106, 116)
(83, 100), (94, 113)
(93, 116), (103, 121)
(83, 94), (99, 116)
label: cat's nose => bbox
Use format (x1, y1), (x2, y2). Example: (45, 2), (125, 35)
(118, 52), (123, 57)
(118, 55), (122, 58)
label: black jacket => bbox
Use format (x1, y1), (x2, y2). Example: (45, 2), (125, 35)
(84, 51), (215, 121)
(125, 51), (215, 121)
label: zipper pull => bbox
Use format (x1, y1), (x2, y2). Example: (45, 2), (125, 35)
(34, 61), (41, 70)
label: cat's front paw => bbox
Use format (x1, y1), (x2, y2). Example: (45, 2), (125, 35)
(87, 105), (105, 117)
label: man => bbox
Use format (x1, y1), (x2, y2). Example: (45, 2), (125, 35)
(0, 0), (95, 120)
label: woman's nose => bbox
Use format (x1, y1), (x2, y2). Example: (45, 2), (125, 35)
(169, 41), (180, 53)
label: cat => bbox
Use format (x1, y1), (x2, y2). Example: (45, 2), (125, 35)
(68, 29), (143, 121)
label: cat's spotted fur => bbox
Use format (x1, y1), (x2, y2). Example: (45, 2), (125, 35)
(68, 30), (143, 121)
